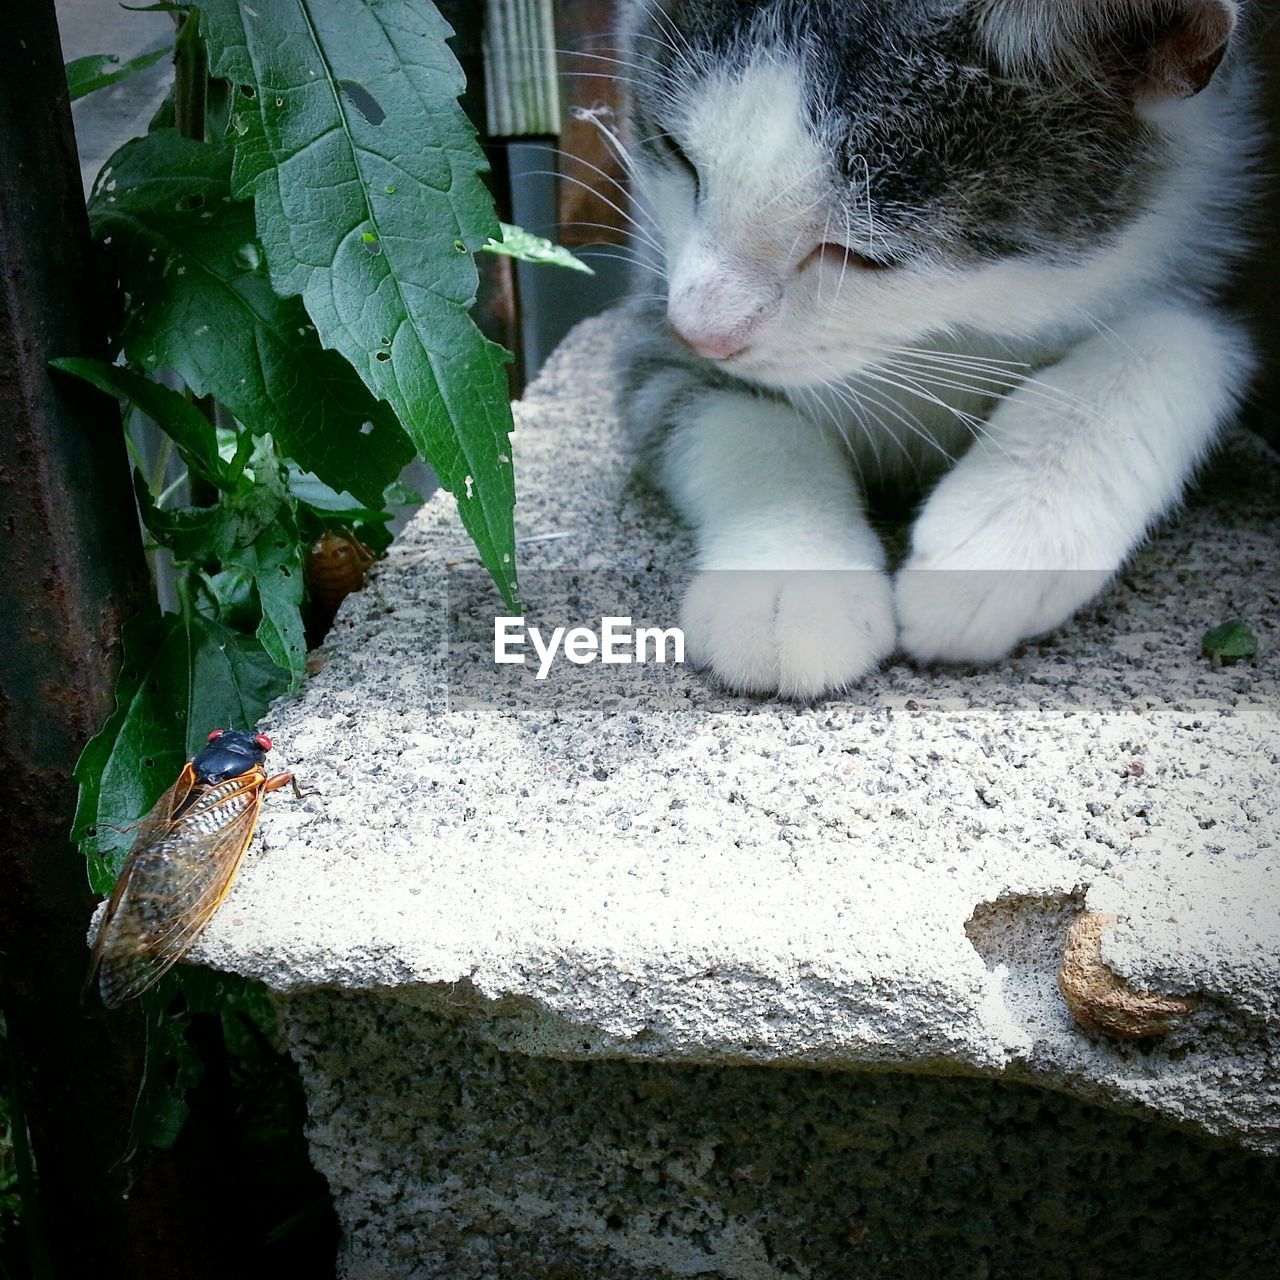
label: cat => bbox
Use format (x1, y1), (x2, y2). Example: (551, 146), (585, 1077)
(613, 0), (1258, 698)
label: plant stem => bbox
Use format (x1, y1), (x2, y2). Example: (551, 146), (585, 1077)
(149, 432), (175, 498)
(174, 15), (222, 507)
(223, 429), (257, 489)
(155, 470), (191, 509)
(173, 13), (207, 143)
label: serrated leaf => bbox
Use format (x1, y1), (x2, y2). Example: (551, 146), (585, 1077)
(134, 442), (307, 685)
(65, 46), (169, 101)
(50, 356), (231, 486)
(287, 466), (390, 521)
(73, 611), (287, 892)
(200, 0), (520, 608)
(484, 223), (594, 274)
(90, 129), (413, 507)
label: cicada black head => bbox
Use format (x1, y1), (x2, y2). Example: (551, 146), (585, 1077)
(194, 728), (273, 783)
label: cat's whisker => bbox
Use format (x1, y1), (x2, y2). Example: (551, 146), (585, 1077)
(886, 361), (1088, 423)
(834, 378), (943, 473)
(543, 47), (666, 76)
(518, 170), (665, 256)
(556, 224), (667, 279)
(816, 380), (895, 476)
(843, 382), (941, 478)
(753, 162), (829, 216)
(884, 350), (1096, 416)
(565, 106), (641, 181)
(806, 361), (933, 472)
(1068, 304), (1137, 358)
(554, 70), (651, 95)
(833, 208), (856, 303)
(791, 386), (869, 485)
(852, 154), (878, 257)
(816, 205), (836, 306)
(540, 144), (634, 203)
(851, 364), (993, 462)
(575, 248), (669, 283)
(885, 344), (1032, 371)
(636, 1), (702, 74)
(879, 344), (1095, 409)
(812, 381), (892, 482)
(861, 364), (1007, 461)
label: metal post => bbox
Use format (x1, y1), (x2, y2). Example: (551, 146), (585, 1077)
(0, 5), (222, 1274)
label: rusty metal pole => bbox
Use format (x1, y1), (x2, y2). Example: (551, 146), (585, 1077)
(0, 5), (222, 1276)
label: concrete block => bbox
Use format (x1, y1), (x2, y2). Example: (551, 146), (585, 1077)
(192, 309), (1280, 1276)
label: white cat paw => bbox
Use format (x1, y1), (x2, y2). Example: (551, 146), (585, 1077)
(896, 562), (1113, 664)
(680, 569), (896, 698)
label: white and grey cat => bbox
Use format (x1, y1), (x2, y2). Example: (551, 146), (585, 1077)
(615, 0), (1258, 697)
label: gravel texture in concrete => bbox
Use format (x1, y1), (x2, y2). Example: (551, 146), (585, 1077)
(193, 307), (1280, 1154)
(283, 993), (1280, 1280)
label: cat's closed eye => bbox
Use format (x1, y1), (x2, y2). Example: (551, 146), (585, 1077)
(799, 242), (892, 274)
(653, 131), (700, 192)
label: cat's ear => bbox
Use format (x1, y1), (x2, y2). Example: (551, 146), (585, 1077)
(976, 0), (1239, 99)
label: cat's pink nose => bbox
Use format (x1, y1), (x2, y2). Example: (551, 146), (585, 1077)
(668, 322), (749, 362)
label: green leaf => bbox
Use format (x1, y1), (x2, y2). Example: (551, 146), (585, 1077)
(287, 467), (389, 521)
(50, 356), (230, 487)
(73, 610), (288, 892)
(64, 46), (168, 101)
(484, 223), (594, 274)
(199, 0), (520, 608)
(89, 130), (413, 508)
(195, 567), (259, 630)
(134, 440), (307, 685)
(1202, 618), (1259, 664)
(238, 441), (307, 682)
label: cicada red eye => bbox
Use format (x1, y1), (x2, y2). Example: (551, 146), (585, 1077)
(207, 729), (225, 741)
(254, 734), (273, 752)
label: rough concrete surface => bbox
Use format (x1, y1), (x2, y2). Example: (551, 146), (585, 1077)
(191, 308), (1279, 1274)
(284, 994), (1280, 1280)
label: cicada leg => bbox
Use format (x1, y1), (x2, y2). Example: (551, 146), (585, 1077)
(263, 771), (305, 800)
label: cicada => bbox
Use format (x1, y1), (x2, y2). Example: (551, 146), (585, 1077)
(88, 728), (300, 1008)
(305, 529), (376, 618)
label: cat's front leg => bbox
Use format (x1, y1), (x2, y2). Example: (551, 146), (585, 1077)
(896, 307), (1251, 663)
(627, 352), (895, 697)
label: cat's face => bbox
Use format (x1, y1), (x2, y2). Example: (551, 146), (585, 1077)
(626, 0), (1238, 389)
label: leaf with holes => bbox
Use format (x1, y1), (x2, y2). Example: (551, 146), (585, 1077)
(65, 46), (169, 101)
(484, 223), (594, 274)
(90, 129), (413, 507)
(199, 0), (519, 607)
(73, 611), (288, 893)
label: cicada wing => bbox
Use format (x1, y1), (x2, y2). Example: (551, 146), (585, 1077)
(87, 765), (197, 981)
(92, 771), (266, 1008)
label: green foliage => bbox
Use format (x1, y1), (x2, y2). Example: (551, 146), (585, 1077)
(56, 0), (589, 1166)
(1202, 619), (1259, 666)
(199, 0), (521, 606)
(485, 223), (594, 274)
(71, 610), (287, 893)
(64, 46), (168, 100)
(51, 357), (232, 485)
(88, 131), (413, 507)
(133, 432), (308, 681)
